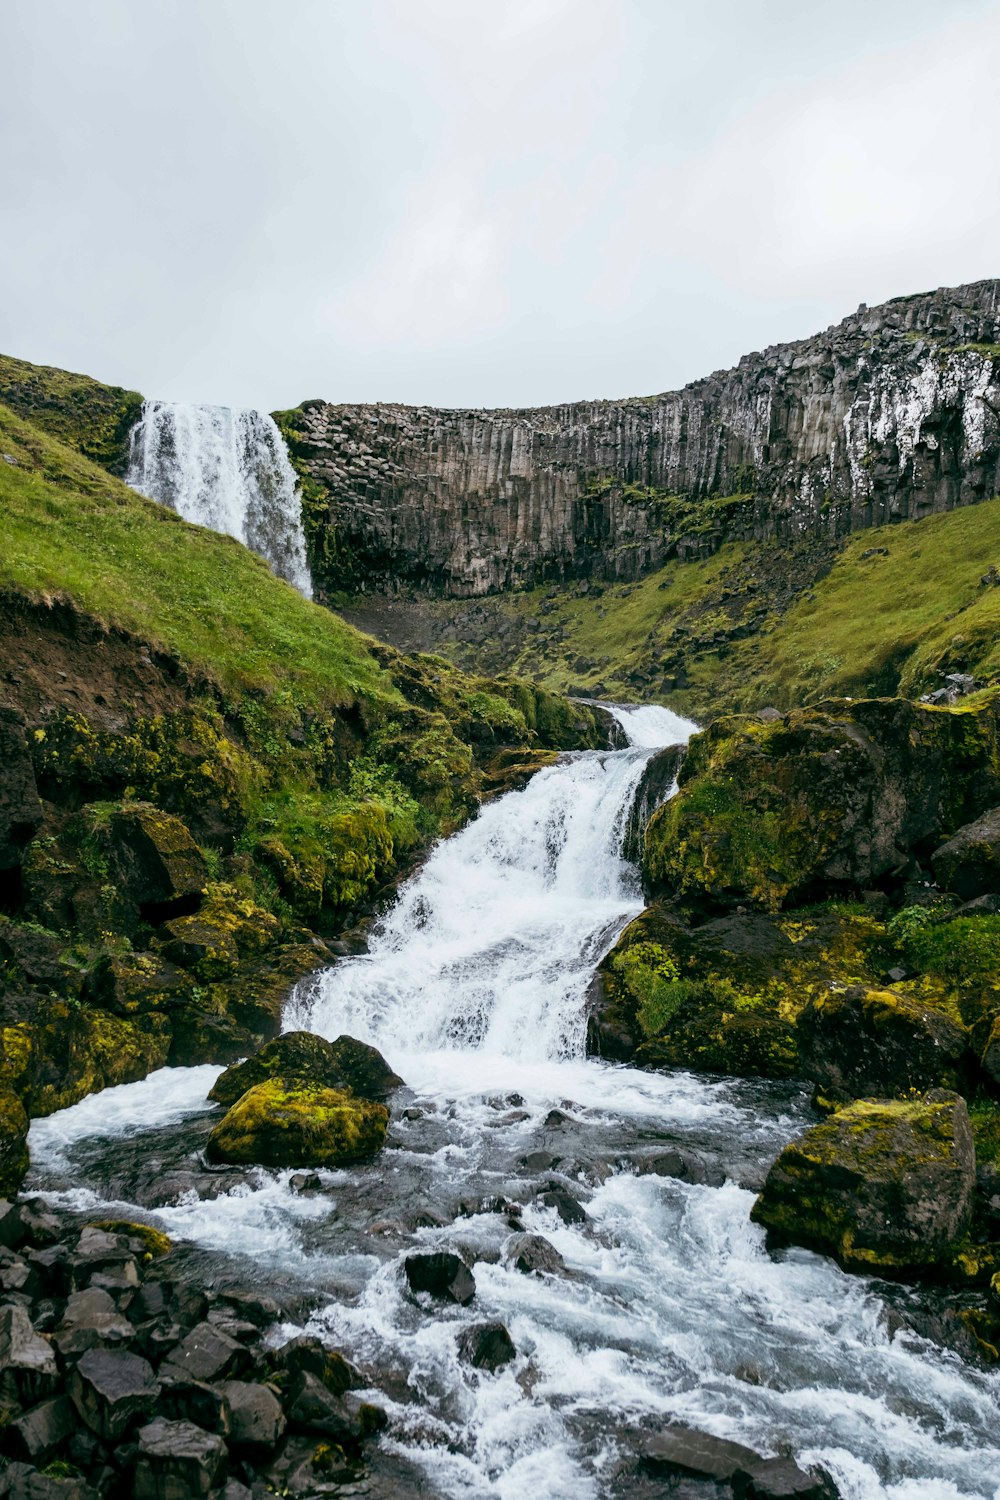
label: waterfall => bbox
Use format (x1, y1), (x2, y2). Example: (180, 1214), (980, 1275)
(295, 704), (695, 1066)
(126, 400), (313, 596)
(28, 703), (1000, 1500)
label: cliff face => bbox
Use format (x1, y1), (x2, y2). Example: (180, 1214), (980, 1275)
(280, 280), (1000, 598)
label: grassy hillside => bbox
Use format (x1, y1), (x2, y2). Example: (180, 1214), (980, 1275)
(0, 401), (604, 932)
(343, 498), (1000, 718)
(0, 352), (142, 472)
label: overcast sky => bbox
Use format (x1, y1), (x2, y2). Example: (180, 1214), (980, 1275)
(2, 0), (999, 412)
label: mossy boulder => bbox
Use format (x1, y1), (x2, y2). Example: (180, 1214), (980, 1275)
(751, 1091), (976, 1276)
(645, 696), (1000, 912)
(208, 1031), (402, 1107)
(0, 1084), (29, 1196)
(82, 951), (195, 1016)
(103, 803), (208, 916)
(635, 1000), (799, 1080)
(932, 806), (1000, 900)
(797, 985), (968, 1102)
(206, 1080), (388, 1168)
(589, 901), (895, 1077)
(25, 1005), (172, 1116)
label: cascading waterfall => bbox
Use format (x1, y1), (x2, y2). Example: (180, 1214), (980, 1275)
(27, 705), (1000, 1500)
(126, 400), (312, 595)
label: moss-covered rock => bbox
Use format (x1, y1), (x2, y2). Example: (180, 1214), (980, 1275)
(103, 802), (208, 915)
(589, 901), (893, 1076)
(645, 695), (1000, 912)
(209, 1030), (402, 1107)
(932, 806), (1000, 900)
(82, 951), (195, 1016)
(797, 985), (969, 1102)
(0, 1084), (29, 1197)
(159, 884), (280, 979)
(28, 1005), (172, 1116)
(751, 1092), (976, 1276)
(206, 1080), (388, 1168)
(91, 1220), (172, 1259)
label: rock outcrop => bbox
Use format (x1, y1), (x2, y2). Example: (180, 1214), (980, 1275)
(751, 1092), (977, 1276)
(279, 280), (1000, 598)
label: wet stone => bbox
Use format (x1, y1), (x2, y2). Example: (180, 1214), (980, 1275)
(538, 1187), (588, 1224)
(0, 1303), (60, 1405)
(53, 1287), (135, 1359)
(68, 1347), (160, 1442)
(158, 1321), (250, 1383)
(506, 1233), (565, 1276)
(404, 1250), (476, 1305)
(733, 1457), (840, 1499)
(133, 1416), (228, 1499)
(457, 1321), (517, 1372)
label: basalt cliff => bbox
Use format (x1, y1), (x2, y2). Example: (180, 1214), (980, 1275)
(278, 279), (1000, 598)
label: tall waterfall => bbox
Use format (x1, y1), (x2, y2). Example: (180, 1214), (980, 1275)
(126, 401), (312, 596)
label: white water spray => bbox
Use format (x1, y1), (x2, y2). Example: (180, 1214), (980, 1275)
(126, 400), (312, 595)
(294, 704), (694, 1073)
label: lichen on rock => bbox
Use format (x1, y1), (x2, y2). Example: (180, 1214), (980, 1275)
(206, 1080), (388, 1168)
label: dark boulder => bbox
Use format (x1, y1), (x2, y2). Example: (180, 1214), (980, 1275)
(158, 1322), (250, 1384)
(537, 1188), (588, 1224)
(7, 1395), (76, 1466)
(457, 1322), (516, 1372)
(208, 1031), (354, 1106)
(404, 1251), (476, 1305)
(0, 1303), (59, 1406)
(218, 1379), (286, 1456)
(797, 985), (968, 1099)
(636, 1425), (838, 1497)
(81, 952), (194, 1017)
(284, 1370), (362, 1440)
(53, 1287), (134, 1359)
(133, 1417), (228, 1499)
(752, 1092), (976, 1276)
(505, 1233), (565, 1276)
(68, 1347), (160, 1442)
(932, 806), (1000, 900)
(325, 1033), (404, 1100)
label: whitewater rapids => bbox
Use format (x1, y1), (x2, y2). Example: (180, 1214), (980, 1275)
(27, 705), (1000, 1500)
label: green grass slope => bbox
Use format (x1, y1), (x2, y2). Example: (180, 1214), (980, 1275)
(0, 353), (142, 472)
(355, 499), (1000, 719)
(0, 401), (604, 930)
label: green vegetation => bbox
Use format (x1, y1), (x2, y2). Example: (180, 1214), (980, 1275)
(380, 494), (1000, 719)
(0, 352), (142, 472)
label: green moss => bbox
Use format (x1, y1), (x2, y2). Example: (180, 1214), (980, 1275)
(91, 1219), (173, 1258)
(206, 1078), (388, 1167)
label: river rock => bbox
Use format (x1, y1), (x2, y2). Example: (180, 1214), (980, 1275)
(53, 1287), (135, 1358)
(932, 806), (1000, 899)
(796, 985), (968, 1100)
(404, 1251), (476, 1305)
(206, 1080), (388, 1168)
(537, 1187), (588, 1224)
(218, 1379), (286, 1455)
(133, 1416), (228, 1498)
(506, 1233), (565, 1276)
(159, 1322), (250, 1384)
(751, 1092), (976, 1275)
(68, 1347), (160, 1441)
(0, 1303), (59, 1406)
(457, 1321), (516, 1372)
(636, 1425), (838, 1496)
(208, 1029), (401, 1107)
